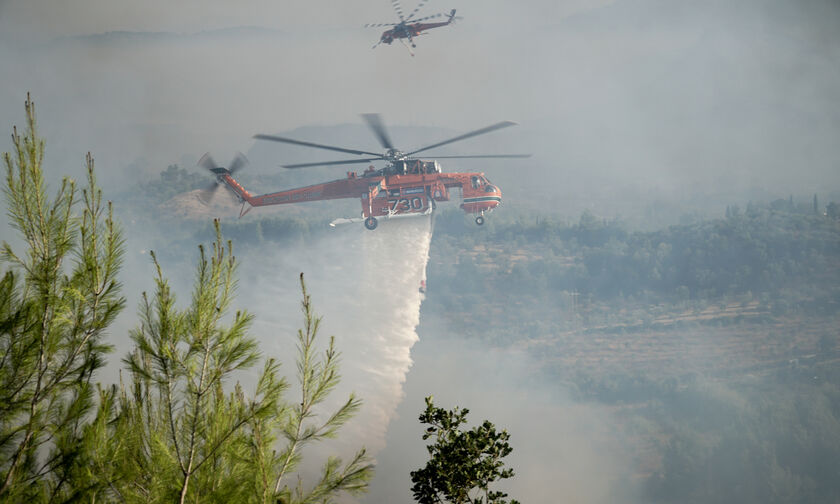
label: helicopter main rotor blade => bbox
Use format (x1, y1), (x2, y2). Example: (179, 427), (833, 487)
(362, 113), (395, 150)
(406, 121), (519, 157)
(254, 134), (382, 157)
(365, 22), (399, 27)
(391, 0), (406, 21)
(409, 13), (444, 22)
(404, 0), (429, 21)
(282, 158), (383, 169)
(429, 154), (532, 159)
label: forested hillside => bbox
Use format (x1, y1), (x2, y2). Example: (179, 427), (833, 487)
(417, 203), (840, 503)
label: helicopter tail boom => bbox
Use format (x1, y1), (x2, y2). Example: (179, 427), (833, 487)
(215, 170), (254, 204)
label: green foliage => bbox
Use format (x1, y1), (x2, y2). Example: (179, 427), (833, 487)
(646, 375), (840, 504)
(0, 95), (126, 501)
(104, 227), (372, 503)
(0, 97), (371, 502)
(115, 221), (265, 502)
(246, 273), (373, 504)
(411, 396), (519, 504)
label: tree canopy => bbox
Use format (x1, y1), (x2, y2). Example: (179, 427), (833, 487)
(411, 396), (519, 504)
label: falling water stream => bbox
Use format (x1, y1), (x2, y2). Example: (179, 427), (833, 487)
(237, 216), (433, 457)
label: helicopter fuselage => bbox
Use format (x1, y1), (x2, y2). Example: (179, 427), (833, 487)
(217, 164), (501, 223)
(379, 19), (451, 44)
(235, 114), (524, 228)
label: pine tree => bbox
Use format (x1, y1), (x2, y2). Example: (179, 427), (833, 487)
(245, 273), (373, 504)
(110, 224), (372, 503)
(0, 94), (125, 501)
(1, 94), (372, 503)
(112, 221), (271, 502)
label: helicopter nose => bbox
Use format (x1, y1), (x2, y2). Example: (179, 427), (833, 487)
(486, 185), (501, 206)
(460, 184), (502, 215)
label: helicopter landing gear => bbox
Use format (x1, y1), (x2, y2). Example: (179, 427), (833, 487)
(475, 215), (485, 226)
(364, 216), (378, 230)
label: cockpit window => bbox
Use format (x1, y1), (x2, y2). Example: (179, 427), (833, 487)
(484, 185), (498, 193)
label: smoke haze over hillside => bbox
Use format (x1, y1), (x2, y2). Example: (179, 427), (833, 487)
(2, 0), (840, 502)
(365, 338), (642, 504)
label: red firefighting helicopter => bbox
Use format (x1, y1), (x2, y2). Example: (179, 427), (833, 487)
(199, 114), (529, 230)
(366, 0), (459, 55)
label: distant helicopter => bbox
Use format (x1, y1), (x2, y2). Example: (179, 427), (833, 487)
(199, 114), (529, 230)
(366, 0), (459, 55)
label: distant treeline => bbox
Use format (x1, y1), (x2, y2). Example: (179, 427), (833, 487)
(427, 201), (840, 307)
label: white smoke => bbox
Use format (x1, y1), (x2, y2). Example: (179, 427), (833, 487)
(237, 216), (432, 457)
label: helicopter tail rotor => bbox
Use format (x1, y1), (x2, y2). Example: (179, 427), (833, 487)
(198, 152), (248, 204)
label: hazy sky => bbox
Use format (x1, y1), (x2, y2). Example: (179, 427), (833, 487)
(1, 0), (839, 203)
(0, 0), (603, 38)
